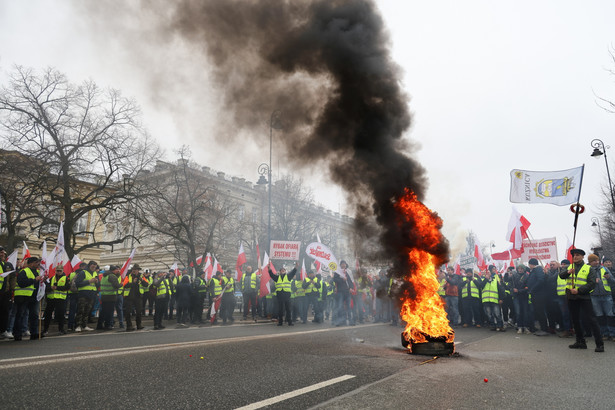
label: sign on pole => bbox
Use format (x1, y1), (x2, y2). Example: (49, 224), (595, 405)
(270, 240), (302, 260)
(521, 237), (558, 264)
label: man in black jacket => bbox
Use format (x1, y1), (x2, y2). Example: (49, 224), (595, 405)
(560, 248), (604, 352)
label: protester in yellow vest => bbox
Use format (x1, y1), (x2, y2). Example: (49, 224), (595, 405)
(560, 248), (604, 352)
(13, 257), (45, 341)
(98, 265), (122, 330)
(587, 253), (615, 342)
(43, 266), (71, 335)
(556, 259), (573, 337)
(74, 260), (100, 332)
(152, 270), (172, 330)
(220, 269), (236, 325)
(122, 264), (147, 331)
(479, 265), (505, 331)
(270, 263), (297, 326)
(0, 247), (17, 339)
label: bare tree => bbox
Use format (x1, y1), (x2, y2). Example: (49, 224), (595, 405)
(0, 66), (161, 257)
(133, 147), (238, 271)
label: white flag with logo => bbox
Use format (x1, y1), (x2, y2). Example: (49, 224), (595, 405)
(509, 166), (584, 206)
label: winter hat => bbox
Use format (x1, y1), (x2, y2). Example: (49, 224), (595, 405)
(587, 254), (600, 263)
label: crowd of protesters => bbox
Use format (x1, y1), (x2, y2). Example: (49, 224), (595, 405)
(0, 248), (405, 341)
(439, 248), (612, 352)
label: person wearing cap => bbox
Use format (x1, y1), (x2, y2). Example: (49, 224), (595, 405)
(560, 248), (604, 352)
(98, 265), (122, 330)
(588, 254), (615, 342)
(0, 247), (16, 339)
(13, 256), (45, 341)
(526, 258), (548, 336)
(556, 259), (573, 337)
(74, 260), (100, 332)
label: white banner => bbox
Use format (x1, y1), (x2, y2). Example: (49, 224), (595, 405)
(270, 240), (302, 260)
(521, 237), (558, 264)
(305, 242), (339, 274)
(509, 166), (584, 206)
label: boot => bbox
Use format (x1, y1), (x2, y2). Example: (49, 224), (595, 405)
(569, 341), (587, 349)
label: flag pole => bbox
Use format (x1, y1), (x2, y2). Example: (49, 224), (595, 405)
(571, 164), (586, 248)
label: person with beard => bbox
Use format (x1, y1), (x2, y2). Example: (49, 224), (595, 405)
(269, 263), (297, 326)
(560, 248), (604, 352)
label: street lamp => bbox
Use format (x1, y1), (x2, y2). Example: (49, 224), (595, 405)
(257, 111), (283, 252)
(591, 217), (603, 245)
(590, 139), (615, 213)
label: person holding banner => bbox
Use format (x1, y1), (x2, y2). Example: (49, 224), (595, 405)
(560, 249), (604, 352)
(269, 263), (297, 326)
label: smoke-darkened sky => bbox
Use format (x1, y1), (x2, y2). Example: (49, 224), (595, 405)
(1, 0), (615, 260)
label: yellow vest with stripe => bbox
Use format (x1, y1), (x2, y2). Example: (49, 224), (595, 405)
(78, 270), (97, 291)
(304, 277), (318, 294)
(223, 277), (234, 293)
(293, 279), (306, 297)
(596, 267), (611, 293)
(48, 275), (68, 300)
(0, 263), (5, 288)
(275, 275), (291, 293)
(244, 273), (258, 291)
(556, 275), (567, 296)
(139, 277), (151, 294)
(327, 282), (335, 296)
(438, 279), (446, 296)
(461, 279), (480, 299)
(481, 279), (499, 303)
(14, 268), (37, 297)
(157, 278), (170, 297)
(212, 277), (222, 296)
(566, 264), (590, 290)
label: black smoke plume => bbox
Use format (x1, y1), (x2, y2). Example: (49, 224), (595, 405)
(97, 0), (450, 275)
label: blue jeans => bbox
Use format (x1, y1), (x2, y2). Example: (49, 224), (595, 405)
(483, 302), (503, 328)
(557, 295), (571, 331)
(513, 297), (530, 328)
(114, 295), (124, 327)
(445, 295), (460, 325)
(67, 293), (78, 329)
(592, 294), (615, 337)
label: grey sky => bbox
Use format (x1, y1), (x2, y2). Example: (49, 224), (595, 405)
(1, 0), (614, 260)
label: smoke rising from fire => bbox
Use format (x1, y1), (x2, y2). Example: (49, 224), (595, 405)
(80, 0), (450, 275)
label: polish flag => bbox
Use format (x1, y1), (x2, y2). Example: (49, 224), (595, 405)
(170, 262), (180, 277)
(300, 259), (307, 281)
(565, 236), (574, 263)
(40, 241), (48, 275)
(22, 241), (31, 261)
(213, 258), (223, 276)
(235, 243), (247, 282)
(70, 254), (82, 271)
(190, 255), (204, 267)
(453, 255), (462, 275)
(474, 236), (488, 271)
(0, 250), (18, 278)
(120, 248), (136, 279)
(204, 254), (213, 280)
(259, 252), (272, 297)
(506, 207), (531, 250)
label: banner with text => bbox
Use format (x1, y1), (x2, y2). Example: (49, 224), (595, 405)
(270, 240), (302, 260)
(521, 237), (558, 263)
(305, 242), (339, 274)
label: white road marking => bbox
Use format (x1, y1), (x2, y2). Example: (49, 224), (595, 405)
(0, 324), (382, 370)
(235, 375), (356, 410)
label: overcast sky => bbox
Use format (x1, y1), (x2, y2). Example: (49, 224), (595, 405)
(1, 1), (615, 261)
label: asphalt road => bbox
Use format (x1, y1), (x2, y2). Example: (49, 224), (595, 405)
(1, 320), (613, 409)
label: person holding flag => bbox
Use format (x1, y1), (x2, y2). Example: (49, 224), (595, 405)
(269, 262), (297, 326)
(13, 256), (45, 341)
(43, 265), (70, 335)
(241, 266), (259, 322)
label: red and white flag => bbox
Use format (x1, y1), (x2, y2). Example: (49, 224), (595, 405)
(120, 248), (136, 279)
(22, 241), (31, 261)
(235, 243), (247, 282)
(40, 241), (48, 275)
(473, 235), (488, 271)
(170, 262), (180, 277)
(0, 250), (18, 278)
(204, 253), (213, 280)
(300, 259), (307, 281)
(190, 255), (204, 267)
(506, 207), (531, 250)
(453, 255), (461, 275)
(565, 236), (574, 263)
(259, 252), (273, 297)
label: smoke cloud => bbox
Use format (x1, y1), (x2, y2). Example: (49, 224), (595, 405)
(80, 0), (450, 274)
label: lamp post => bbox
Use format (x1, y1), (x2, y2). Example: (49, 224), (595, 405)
(591, 139), (615, 213)
(591, 217), (603, 245)
(256, 111), (282, 252)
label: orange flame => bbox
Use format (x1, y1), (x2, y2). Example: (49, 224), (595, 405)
(396, 190), (454, 349)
